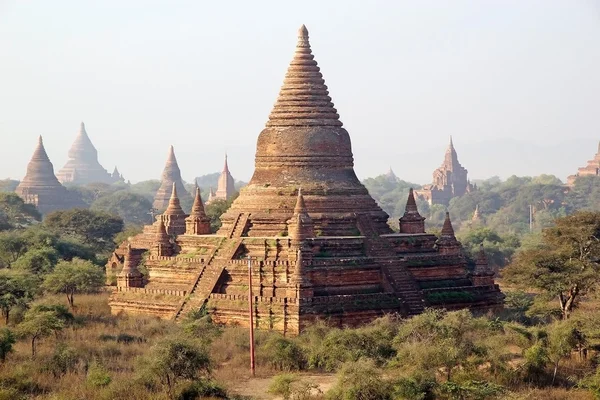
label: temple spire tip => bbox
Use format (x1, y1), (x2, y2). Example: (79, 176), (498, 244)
(298, 24), (308, 38)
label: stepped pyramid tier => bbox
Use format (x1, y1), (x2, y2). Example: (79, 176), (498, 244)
(153, 146), (190, 210)
(108, 25), (503, 333)
(567, 141), (600, 185)
(219, 25), (389, 237)
(57, 122), (123, 185)
(415, 137), (476, 206)
(16, 136), (84, 215)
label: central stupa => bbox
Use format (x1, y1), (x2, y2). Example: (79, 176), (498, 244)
(219, 25), (389, 237)
(108, 26), (503, 334)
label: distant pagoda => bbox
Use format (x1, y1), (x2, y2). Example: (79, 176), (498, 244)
(415, 137), (476, 206)
(206, 155), (236, 204)
(16, 136), (84, 215)
(153, 145), (190, 211)
(567, 141), (600, 185)
(57, 122), (124, 185)
(108, 25), (503, 333)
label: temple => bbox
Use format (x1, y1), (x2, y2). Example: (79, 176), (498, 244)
(107, 26), (503, 334)
(56, 122), (124, 185)
(415, 137), (476, 206)
(16, 136), (85, 215)
(206, 155), (236, 204)
(567, 141), (600, 185)
(153, 145), (191, 211)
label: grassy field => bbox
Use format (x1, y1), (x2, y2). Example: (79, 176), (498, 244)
(1, 291), (599, 400)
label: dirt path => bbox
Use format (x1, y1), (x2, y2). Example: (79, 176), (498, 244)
(225, 373), (336, 399)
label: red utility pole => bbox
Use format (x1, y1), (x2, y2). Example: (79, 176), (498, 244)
(248, 256), (256, 377)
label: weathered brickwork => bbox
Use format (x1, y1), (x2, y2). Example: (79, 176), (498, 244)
(108, 25), (503, 334)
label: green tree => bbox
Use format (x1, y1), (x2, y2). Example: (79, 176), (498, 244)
(43, 209), (124, 253)
(16, 306), (65, 357)
(326, 359), (393, 400)
(0, 192), (41, 230)
(205, 199), (233, 232)
(42, 258), (105, 308)
(11, 247), (59, 274)
(0, 328), (15, 362)
(140, 337), (211, 399)
(0, 231), (27, 267)
(91, 190), (154, 225)
(0, 269), (37, 324)
(392, 309), (493, 382)
(505, 211), (600, 319)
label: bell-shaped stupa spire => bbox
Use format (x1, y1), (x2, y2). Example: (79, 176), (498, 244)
(153, 145), (190, 210)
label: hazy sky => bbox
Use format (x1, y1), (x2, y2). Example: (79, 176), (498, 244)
(1, 1), (600, 184)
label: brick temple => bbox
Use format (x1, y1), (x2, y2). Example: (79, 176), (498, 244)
(416, 137), (476, 206)
(206, 155), (236, 204)
(108, 26), (503, 334)
(16, 136), (85, 215)
(567, 141), (600, 186)
(56, 122), (124, 185)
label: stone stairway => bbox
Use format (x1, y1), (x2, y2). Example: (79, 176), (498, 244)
(173, 238), (243, 321)
(229, 213), (250, 238)
(355, 214), (425, 315)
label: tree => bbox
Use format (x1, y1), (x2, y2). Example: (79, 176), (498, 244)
(42, 258), (105, 308)
(43, 209), (124, 252)
(392, 309), (493, 382)
(12, 247), (59, 274)
(140, 337), (211, 399)
(505, 212), (600, 319)
(0, 269), (38, 324)
(0, 328), (15, 362)
(91, 190), (154, 225)
(0, 231), (27, 267)
(0, 192), (41, 230)
(16, 307), (65, 357)
(205, 199), (232, 232)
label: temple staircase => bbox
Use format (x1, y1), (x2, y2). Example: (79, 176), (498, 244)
(229, 212), (250, 238)
(355, 214), (425, 315)
(173, 238), (243, 321)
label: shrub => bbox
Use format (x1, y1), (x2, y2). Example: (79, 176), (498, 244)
(0, 328), (15, 362)
(305, 319), (397, 371)
(86, 361), (112, 388)
(176, 380), (228, 399)
(268, 373), (322, 400)
(44, 343), (81, 377)
(326, 359), (393, 400)
(261, 335), (306, 371)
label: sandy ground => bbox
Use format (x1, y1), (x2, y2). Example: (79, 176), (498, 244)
(225, 373), (336, 399)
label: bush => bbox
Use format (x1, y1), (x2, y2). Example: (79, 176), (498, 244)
(86, 361), (112, 388)
(261, 335), (306, 371)
(176, 380), (228, 399)
(44, 343), (81, 377)
(326, 359), (393, 400)
(305, 318), (397, 371)
(268, 373), (322, 400)
(0, 328), (15, 362)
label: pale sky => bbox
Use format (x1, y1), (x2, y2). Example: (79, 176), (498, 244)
(1, 1), (600, 184)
